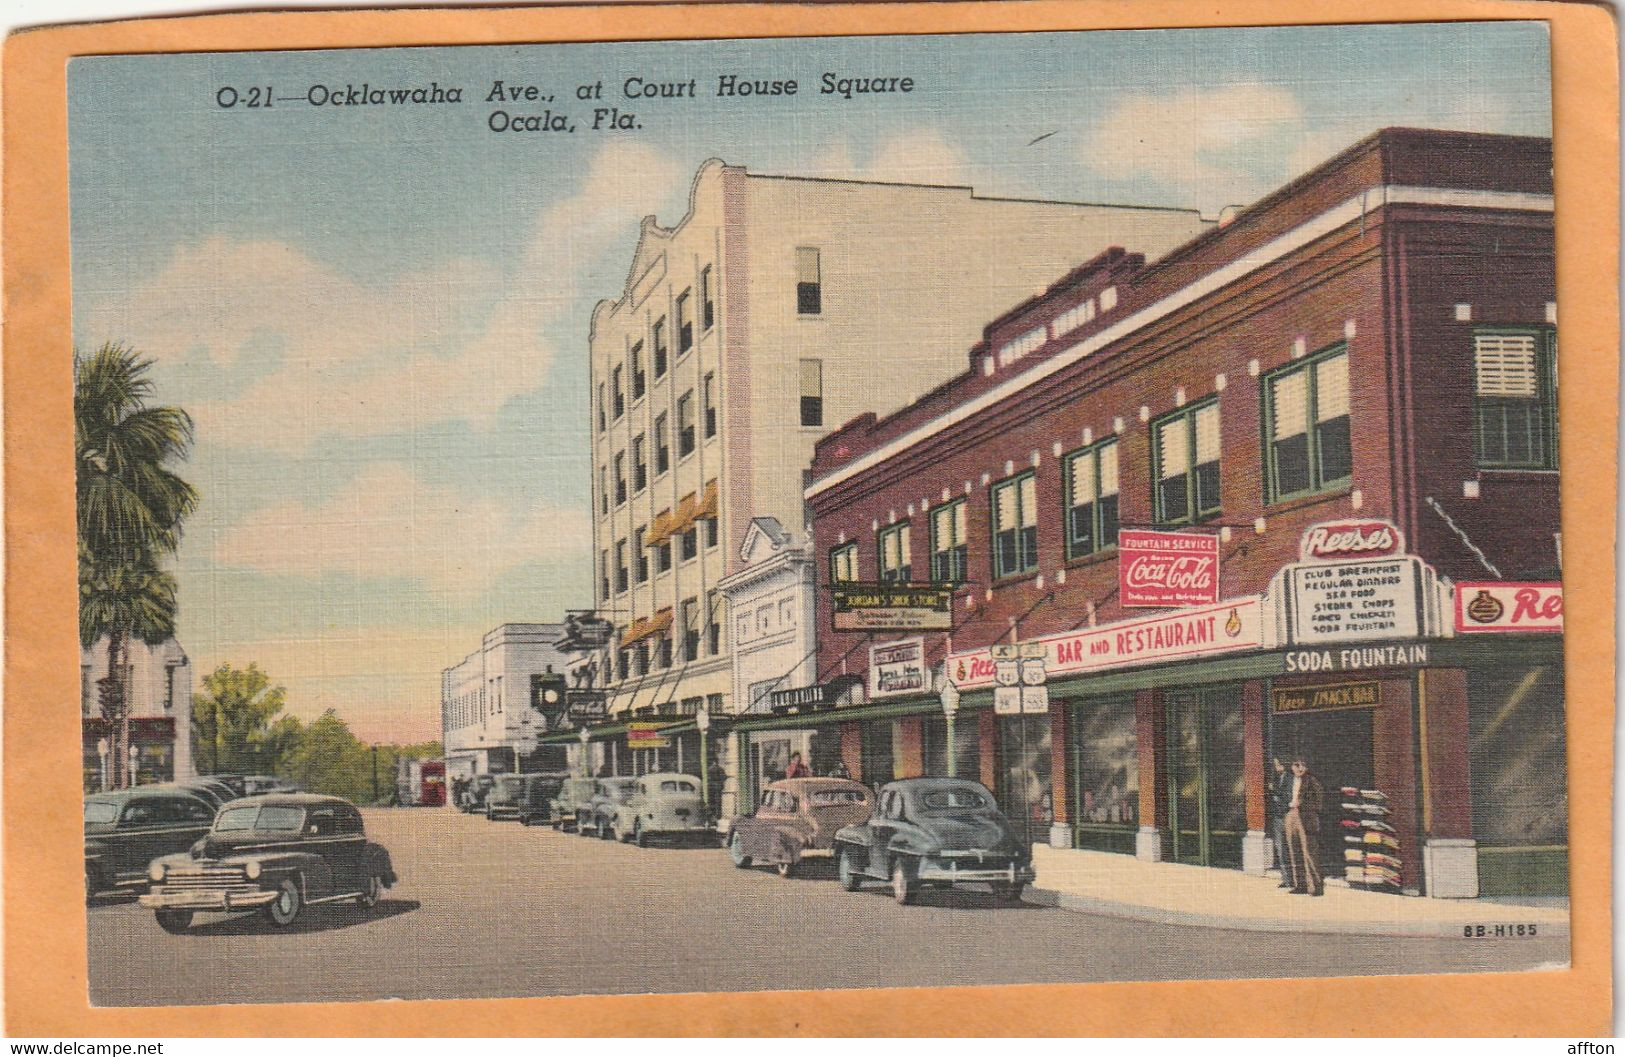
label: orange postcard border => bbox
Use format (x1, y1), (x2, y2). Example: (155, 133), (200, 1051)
(4, 0), (1616, 1037)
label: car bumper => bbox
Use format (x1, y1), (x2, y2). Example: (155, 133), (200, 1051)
(487, 806), (519, 818)
(139, 885), (279, 911)
(917, 860), (1036, 885)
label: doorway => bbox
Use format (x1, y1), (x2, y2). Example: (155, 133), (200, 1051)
(1165, 686), (1245, 868)
(1270, 704), (1375, 878)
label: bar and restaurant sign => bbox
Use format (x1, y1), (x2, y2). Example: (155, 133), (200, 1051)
(832, 582), (954, 632)
(1119, 529), (1219, 608)
(949, 596), (1265, 690)
(1272, 679), (1382, 714)
(1453, 581), (1564, 634)
(626, 722), (671, 750)
(870, 637), (928, 698)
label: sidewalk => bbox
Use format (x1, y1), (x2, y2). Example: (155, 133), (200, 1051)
(1026, 844), (1571, 938)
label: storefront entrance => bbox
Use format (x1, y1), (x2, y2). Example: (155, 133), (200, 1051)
(999, 714), (1053, 847)
(1269, 703), (1375, 878)
(1165, 686), (1245, 868)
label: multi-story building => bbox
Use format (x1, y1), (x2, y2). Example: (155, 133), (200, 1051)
(81, 636), (193, 791)
(585, 159), (1212, 774)
(746, 129), (1561, 899)
(441, 623), (573, 780)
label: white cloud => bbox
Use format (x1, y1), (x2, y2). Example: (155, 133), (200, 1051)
(807, 128), (974, 187)
(209, 463), (591, 595)
(1084, 83), (1305, 208)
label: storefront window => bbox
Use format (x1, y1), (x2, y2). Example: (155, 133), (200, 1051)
(1071, 696), (1138, 850)
(921, 713), (980, 779)
(861, 719), (894, 789)
(1468, 664), (1568, 893)
(999, 714), (1052, 846)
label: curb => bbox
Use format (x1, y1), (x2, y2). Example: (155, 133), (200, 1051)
(1024, 887), (1571, 939)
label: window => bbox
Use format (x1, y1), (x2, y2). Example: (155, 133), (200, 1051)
(930, 500), (968, 582)
(681, 598), (700, 662)
(1065, 439), (1120, 558)
(677, 291), (693, 354)
(598, 466), (609, 515)
(705, 514), (719, 549)
(652, 318), (668, 377)
(703, 373), (718, 438)
(996, 325), (1047, 367)
(614, 452), (627, 506)
(707, 591), (722, 654)
(830, 542), (858, 582)
(630, 342), (646, 400)
(677, 392), (696, 457)
(1473, 329), (1557, 470)
(700, 266), (715, 330)
(633, 527), (648, 583)
(681, 523), (699, 561)
(878, 523), (912, 582)
(614, 541), (628, 593)
(597, 384), (607, 433)
(599, 549), (610, 602)
(991, 472), (1039, 578)
(800, 359), (823, 427)
(656, 635), (672, 669)
(796, 247), (821, 314)
(654, 413), (670, 474)
(612, 365), (625, 419)
(656, 537), (673, 574)
(631, 435), (647, 493)
(1266, 348), (1353, 500)
(1153, 400), (1221, 525)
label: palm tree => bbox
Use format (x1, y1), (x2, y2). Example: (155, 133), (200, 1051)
(75, 343), (197, 788)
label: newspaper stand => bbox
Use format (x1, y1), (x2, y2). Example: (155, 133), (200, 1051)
(1340, 787), (1402, 891)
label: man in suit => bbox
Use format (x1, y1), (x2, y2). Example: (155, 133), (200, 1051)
(1271, 757), (1294, 887)
(1283, 755), (1325, 896)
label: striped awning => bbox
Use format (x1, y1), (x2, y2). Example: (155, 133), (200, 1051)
(697, 479), (719, 520)
(646, 508), (676, 546)
(672, 492), (700, 534)
(620, 607), (673, 648)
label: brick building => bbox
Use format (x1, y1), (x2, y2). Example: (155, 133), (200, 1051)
(735, 129), (1563, 898)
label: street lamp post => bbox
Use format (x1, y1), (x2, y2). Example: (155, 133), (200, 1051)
(578, 727), (591, 778)
(939, 673), (961, 779)
(695, 706), (711, 814)
(97, 738), (109, 793)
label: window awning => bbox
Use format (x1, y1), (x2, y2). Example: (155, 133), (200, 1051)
(672, 492), (700, 534)
(646, 508), (675, 546)
(621, 607), (673, 648)
(697, 479), (719, 520)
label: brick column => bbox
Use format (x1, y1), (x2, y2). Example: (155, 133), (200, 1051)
(978, 709), (999, 793)
(1241, 680), (1270, 874)
(1416, 667), (1477, 897)
(1135, 688), (1164, 861)
(896, 716), (924, 778)
(839, 721), (863, 782)
(1048, 702), (1072, 848)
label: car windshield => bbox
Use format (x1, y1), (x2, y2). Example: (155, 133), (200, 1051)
(84, 801), (119, 824)
(918, 787), (994, 812)
(810, 789), (866, 807)
(259, 806), (306, 831)
(659, 780), (696, 794)
(214, 806), (260, 832)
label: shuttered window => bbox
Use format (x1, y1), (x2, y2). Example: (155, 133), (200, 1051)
(1475, 330), (1556, 469)
(992, 472), (1039, 578)
(878, 523), (912, 583)
(1154, 400), (1221, 524)
(1065, 438), (1119, 558)
(930, 500), (968, 582)
(1265, 347), (1353, 501)
(796, 248), (821, 315)
(800, 359), (823, 427)
(829, 543), (858, 583)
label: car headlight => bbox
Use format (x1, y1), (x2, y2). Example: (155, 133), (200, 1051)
(148, 862), (166, 883)
(244, 860), (262, 880)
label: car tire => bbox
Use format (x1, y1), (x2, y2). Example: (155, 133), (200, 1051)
(776, 858), (797, 879)
(356, 871), (383, 909)
(837, 847), (861, 891)
(994, 882), (1026, 904)
(154, 909), (193, 934)
(598, 820), (611, 840)
(729, 832), (752, 869)
(891, 857), (918, 905)
(634, 821), (648, 848)
(264, 877), (302, 927)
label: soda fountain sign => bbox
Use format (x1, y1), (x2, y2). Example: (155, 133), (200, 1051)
(1454, 581), (1564, 633)
(1119, 529), (1219, 607)
(1299, 519), (1404, 563)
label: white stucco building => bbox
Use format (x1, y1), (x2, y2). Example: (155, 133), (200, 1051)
(587, 160), (1211, 740)
(441, 623), (572, 778)
(81, 636), (193, 790)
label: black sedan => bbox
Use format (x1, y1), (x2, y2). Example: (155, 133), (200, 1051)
(832, 778), (1036, 905)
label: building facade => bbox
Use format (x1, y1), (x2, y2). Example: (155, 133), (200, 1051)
(584, 159), (1212, 774)
(442, 623), (573, 779)
(764, 129), (1561, 898)
(81, 636), (193, 791)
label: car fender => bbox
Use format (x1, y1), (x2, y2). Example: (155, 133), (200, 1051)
(832, 823), (873, 848)
(885, 826), (939, 859)
(363, 843), (397, 887)
(230, 850), (331, 894)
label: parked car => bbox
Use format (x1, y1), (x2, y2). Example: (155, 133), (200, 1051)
(608, 772), (714, 847)
(85, 788), (217, 900)
(183, 778), (238, 807)
(832, 778), (1035, 905)
(486, 774), (559, 825)
(550, 777), (597, 832)
(586, 777), (639, 839)
(200, 774), (249, 798)
(727, 777), (874, 877)
(242, 774), (299, 796)
(140, 780), (227, 811)
(139, 793), (397, 933)
(459, 774), (497, 813)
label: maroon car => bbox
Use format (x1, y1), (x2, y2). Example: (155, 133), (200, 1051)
(726, 778), (874, 878)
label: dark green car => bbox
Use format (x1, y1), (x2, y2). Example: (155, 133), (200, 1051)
(85, 788), (217, 900)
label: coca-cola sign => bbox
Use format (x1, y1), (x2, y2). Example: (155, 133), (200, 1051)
(1299, 519), (1405, 563)
(1119, 529), (1219, 607)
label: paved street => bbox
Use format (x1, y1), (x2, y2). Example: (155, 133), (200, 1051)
(89, 808), (1568, 1006)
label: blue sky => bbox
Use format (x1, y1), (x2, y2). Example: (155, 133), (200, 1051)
(67, 24), (1552, 741)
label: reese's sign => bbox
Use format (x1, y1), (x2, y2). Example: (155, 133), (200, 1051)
(1272, 680), (1382, 715)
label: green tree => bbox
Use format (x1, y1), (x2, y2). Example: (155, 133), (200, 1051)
(284, 710), (374, 802)
(75, 342), (198, 788)
(190, 662), (290, 776)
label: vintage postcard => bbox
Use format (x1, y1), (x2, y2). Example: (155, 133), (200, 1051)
(5, 0), (1616, 1038)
